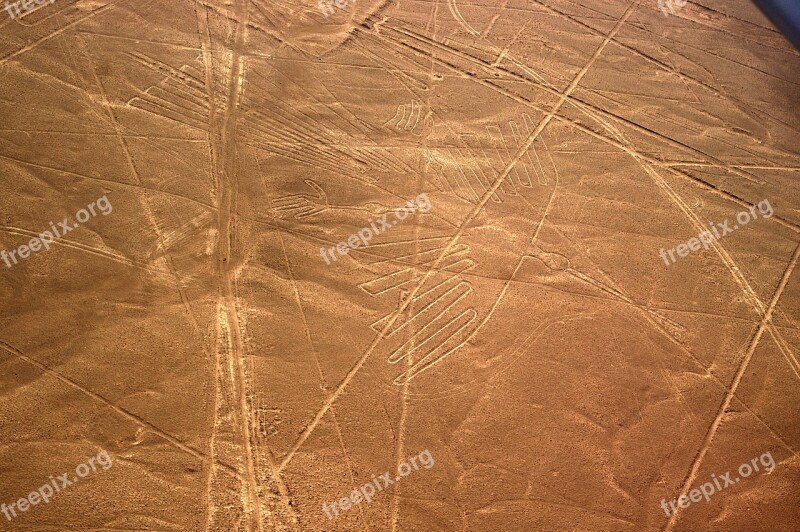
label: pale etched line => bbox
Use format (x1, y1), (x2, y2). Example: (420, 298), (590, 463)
(388, 18), (768, 186)
(424, 155), (447, 192)
(474, 131), (508, 197)
(388, 283), (473, 363)
(373, 11), (776, 204)
(665, 242), (800, 531)
(427, 154), (452, 193)
(268, 218), (320, 526)
(130, 86), (209, 124)
(313, 75), (379, 137)
(405, 99), (420, 130)
(727, 395), (800, 458)
(361, 236), (452, 249)
(666, 162), (800, 171)
(440, 158), (464, 197)
(634, 158), (800, 380)
(362, 244), (456, 269)
(384, 104), (406, 128)
(362, 240), (458, 268)
(128, 98), (209, 132)
(78, 36), (208, 347)
(525, 114), (550, 186)
(380, 18), (787, 209)
(364, 255), (477, 299)
(350, 36), (429, 92)
(358, 28), (437, 78)
(557, 114), (800, 232)
(0, 0), (124, 65)
(428, 153), (455, 193)
(457, 140), (493, 190)
(330, 412), (370, 531)
(360, 266), (428, 296)
(0, 129), (205, 140)
(536, 228), (709, 435)
(445, 148), (482, 203)
(245, 213), (569, 288)
(270, 181), (329, 220)
(249, 106), (361, 170)
(765, 326), (800, 380)
(489, 10), (527, 67)
(194, 4), (226, 528)
(480, 0), (509, 37)
(447, 0), (480, 36)
(390, 290), (414, 532)
(242, 93), (339, 154)
(249, 67), (414, 174)
(374, 236), (786, 419)
(253, 208), (746, 307)
(127, 52), (208, 93)
(366, 277), (457, 324)
(77, 30), (207, 52)
(369, 279), (463, 335)
(250, 0), (284, 30)
(460, 135), (502, 202)
(8, 0), (59, 24)
(391, 0), (634, 384)
(508, 120), (534, 187)
(241, 127), (349, 174)
(394, 309), (478, 384)
(0, 340), (205, 460)
(252, 109), (384, 174)
(446, 259), (478, 275)
(241, 135), (349, 177)
(473, 136), (501, 182)
(570, 63), (800, 385)
(209, 1), (265, 529)
(390, 166), (428, 530)
(0, 146), (145, 185)
(244, 110), (359, 171)
(530, 134), (558, 245)
(483, 127), (516, 196)
(487, 125), (521, 189)
(0, 224), (170, 276)
(384, 277), (465, 337)
(278, 0), (639, 472)
(371, 243), (472, 276)
(256, 160), (363, 529)
(361, 266), (427, 296)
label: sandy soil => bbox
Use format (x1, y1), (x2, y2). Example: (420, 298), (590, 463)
(0, 0), (798, 530)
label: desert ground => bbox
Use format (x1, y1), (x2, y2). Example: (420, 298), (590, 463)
(0, 0), (798, 530)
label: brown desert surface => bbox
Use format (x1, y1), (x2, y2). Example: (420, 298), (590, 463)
(1, 0), (799, 530)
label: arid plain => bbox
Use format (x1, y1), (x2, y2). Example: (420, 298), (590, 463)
(0, 0), (799, 530)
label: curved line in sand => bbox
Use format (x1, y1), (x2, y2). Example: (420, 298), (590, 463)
(448, 0), (480, 36)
